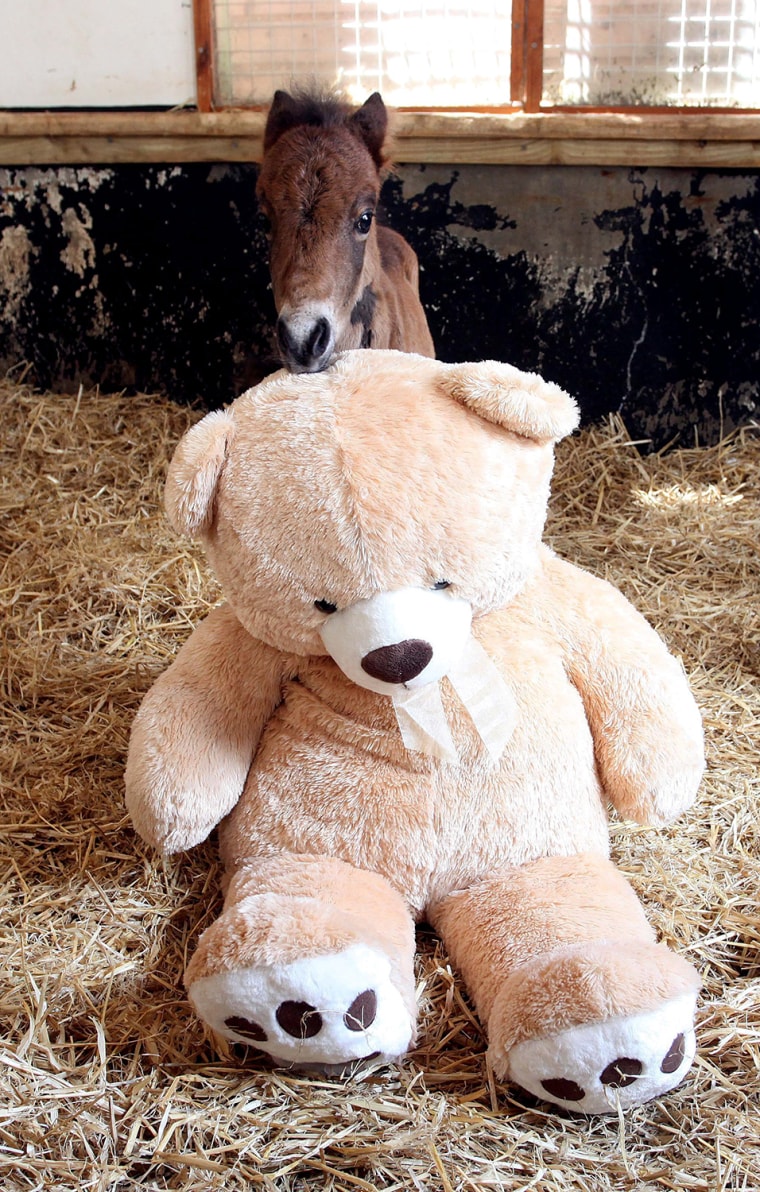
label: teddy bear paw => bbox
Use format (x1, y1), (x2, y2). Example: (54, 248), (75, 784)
(188, 942), (415, 1070)
(504, 992), (698, 1114)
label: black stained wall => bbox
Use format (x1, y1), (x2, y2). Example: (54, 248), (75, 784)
(1, 161), (759, 448)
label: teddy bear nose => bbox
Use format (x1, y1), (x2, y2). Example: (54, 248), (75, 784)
(361, 640), (434, 685)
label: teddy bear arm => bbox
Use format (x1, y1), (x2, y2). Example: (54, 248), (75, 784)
(541, 554), (705, 824)
(125, 603), (286, 853)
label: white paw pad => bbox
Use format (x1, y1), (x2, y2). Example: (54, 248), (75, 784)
(506, 992), (698, 1113)
(188, 942), (414, 1068)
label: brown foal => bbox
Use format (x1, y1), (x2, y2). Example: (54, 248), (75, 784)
(257, 89), (435, 373)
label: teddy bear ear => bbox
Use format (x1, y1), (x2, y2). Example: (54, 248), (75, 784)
(439, 360), (580, 444)
(164, 409), (235, 538)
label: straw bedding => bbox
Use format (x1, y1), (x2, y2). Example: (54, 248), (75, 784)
(1, 375), (758, 1191)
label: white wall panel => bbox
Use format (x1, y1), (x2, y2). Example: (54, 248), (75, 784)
(0, 0), (196, 108)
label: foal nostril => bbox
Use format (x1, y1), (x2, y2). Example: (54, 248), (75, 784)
(276, 315), (295, 357)
(307, 317), (331, 362)
(277, 315), (333, 370)
(361, 640), (434, 685)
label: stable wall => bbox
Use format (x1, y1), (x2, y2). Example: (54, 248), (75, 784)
(1, 160), (758, 448)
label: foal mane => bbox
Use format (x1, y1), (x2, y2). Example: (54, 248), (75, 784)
(274, 89), (352, 129)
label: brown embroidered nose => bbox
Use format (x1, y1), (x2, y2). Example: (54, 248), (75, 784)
(361, 640), (433, 684)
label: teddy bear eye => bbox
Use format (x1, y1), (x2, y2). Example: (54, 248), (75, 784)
(314, 599), (338, 614)
(432, 581), (451, 590)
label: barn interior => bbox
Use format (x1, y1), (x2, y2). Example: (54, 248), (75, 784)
(2, 3), (759, 1189)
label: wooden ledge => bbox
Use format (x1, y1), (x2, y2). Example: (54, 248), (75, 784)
(1, 109), (759, 166)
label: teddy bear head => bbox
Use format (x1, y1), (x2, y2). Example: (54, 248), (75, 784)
(165, 350), (578, 706)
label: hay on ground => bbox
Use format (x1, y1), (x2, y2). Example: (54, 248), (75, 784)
(1, 376), (758, 1191)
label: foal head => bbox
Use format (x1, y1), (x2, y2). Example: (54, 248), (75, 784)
(257, 90), (389, 373)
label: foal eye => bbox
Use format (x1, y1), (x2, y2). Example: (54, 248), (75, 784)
(432, 581), (451, 591)
(314, 599), (338, 614)
(354, 210), (374, 236)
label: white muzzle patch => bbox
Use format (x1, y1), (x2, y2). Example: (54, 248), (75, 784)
(319, 588), (515, 763)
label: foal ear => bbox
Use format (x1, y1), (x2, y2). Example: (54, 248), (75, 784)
(348, 93), (388, 168)
(165, 410), (235, 537)
(440, 360), (580, 445)
(263, 89), (300, 152)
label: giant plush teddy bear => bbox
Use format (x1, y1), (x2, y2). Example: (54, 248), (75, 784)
(125, 349), (705, 1113)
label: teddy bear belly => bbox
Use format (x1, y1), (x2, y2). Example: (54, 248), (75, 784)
(218, 671), (610, 916)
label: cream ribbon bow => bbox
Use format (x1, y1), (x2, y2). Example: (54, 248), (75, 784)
(391, 635), (517, 764)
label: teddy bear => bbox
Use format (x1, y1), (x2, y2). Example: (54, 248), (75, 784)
(125, 348), (705, 1114)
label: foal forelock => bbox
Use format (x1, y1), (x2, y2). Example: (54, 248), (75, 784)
(264, 132), (379, 300)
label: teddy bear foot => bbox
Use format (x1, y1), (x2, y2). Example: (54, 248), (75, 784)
(188, 941), (415, 1069)
(504, 991), (697, 1114)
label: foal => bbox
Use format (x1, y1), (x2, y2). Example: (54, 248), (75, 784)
(257, 89), (435, 373)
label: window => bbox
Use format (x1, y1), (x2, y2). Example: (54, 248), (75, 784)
(211, 2), (514, 107)
(543, 0), (760, 107)
(203, 0), (760, 111)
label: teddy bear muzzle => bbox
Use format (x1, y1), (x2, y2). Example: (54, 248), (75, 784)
(319, 586), (518, 762)
(319, 587), (473, 696)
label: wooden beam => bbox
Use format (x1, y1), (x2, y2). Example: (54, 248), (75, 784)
(393, 109), (760, 141)
(0, 136), (257, 164)
(2, 109), (760, 140)
(192, 0), (215, 112)
(2, 110), (760, 166)
(524, 0), (545, 113)
(510, 0), (528, 105)
(3, 135), (759, 168)
(394, 138), (760, 168)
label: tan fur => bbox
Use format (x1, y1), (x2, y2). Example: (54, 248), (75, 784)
(188, 855), (417, 1026)
(164, 410), (234, 538)
(125, 604), (284, 852)
(442, 361), (581, 443)
(126, 350), (704, 1094)
(429, 852), (700, 1075)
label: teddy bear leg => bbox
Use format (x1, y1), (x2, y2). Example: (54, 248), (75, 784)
(184, 854), (417, 1071)
(430, 852), (700, 1113)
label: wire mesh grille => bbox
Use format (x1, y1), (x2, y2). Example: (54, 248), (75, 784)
(543, 0), (760, 106)
(213, 0), (760, 108)
(212, 1), (512, 106)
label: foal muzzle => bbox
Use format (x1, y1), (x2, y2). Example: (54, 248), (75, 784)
(276, 307), (335, 373)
